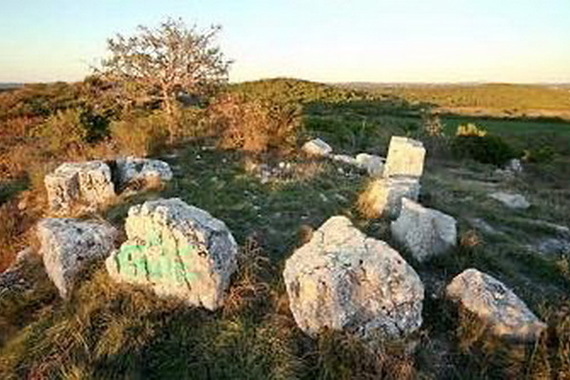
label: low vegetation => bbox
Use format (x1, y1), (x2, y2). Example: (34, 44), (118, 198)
(1, 20), (570, 377)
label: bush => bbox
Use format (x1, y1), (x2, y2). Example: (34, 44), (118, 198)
(36, 108), (89, 153)
(110, 112), (169, 156)
(451, 124), (517, 165)
(210, 94), (302, 155)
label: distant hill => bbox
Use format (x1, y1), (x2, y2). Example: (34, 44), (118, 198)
(0, 83), (24, 92)
(337, 82), (570, 120)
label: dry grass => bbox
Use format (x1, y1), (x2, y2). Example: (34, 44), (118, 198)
(357, 178), (384, 219)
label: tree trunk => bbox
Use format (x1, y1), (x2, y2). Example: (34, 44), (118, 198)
(162, 89), (178, 143)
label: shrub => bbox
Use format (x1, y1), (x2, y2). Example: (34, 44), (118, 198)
(422, 112), (444, 137)
(451, 124), (517, 165)
(178, 107), (210, 139)
(456, 123), (487, 137)
(36, 108), (89, 153)
(110, 112), (169, 156)
(210, 93), (302, 155)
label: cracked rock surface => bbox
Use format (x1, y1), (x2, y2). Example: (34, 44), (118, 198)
(106, 198), (238, 311)
(283, 216), (424, 340)
(446, 268), (546, 342)
(45, 161), (115, 214)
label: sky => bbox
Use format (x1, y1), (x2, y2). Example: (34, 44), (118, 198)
(1, 0), (569, 83)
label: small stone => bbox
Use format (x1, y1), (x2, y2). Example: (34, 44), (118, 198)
(489, 192), (530, 210)
(447, 268), (546, 342)
(391, 198), (457, 262)
(356, 153), (385, 177)
(302, 138), (332, 157)
(331, 154), (358, 166)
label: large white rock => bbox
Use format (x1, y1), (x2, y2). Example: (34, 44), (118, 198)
(45, 161), (116, 214)
(105, 198), (238, 311)
(489, 192), (530, 210)
(37, 218), (118, 298)
(302, 138), (332, 157)
(447, 269), (546, 342)
(391, 198), (457, 262)
(115, 157), (173, 191)
(362, 176), (421, 219)
(283, 216), (424, 340)
(356, 153), (385, 177)
(384, 137), (426, 178)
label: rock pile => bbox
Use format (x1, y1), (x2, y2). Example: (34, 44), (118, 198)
(391, 198), (457, 262)
(446, 268), (546, 342)
(105, 198), (238, 311)
(361, 136), (426, 218)
(283, 216), (424, 340)
(45, 158), (172, 215)
(37, 218), (118, 298)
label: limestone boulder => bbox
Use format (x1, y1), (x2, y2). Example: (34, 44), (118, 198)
(447, 269), (546, 342)
(391, 198), (457, 262)
(115, 157), (173, 191)
(37, 218), (118, 298)
(45, 161), (116, 214)
(105, 198), (238, 311)
(489, 192), (530, 210)
(384, 137), (426, 178)
(356, 153), (385, 177)
(283, 216), (424, 340)
(302, 138), (332, 157)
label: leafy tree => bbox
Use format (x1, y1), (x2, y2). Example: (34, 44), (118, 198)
(98, 18), (232, 139)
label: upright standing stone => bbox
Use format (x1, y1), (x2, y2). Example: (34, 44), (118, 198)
(391, 198), (457, 262)
(384, 137), (426, 178)
(37, 218), (118, 298)
(105, 198), (238, 311)
(446, 269), (546, 342)
(45, 161), (116, 214)
(283, 216), (424, 340)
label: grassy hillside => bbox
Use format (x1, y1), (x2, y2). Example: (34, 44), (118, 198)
(1, 77), (570, 378)
(342, 82), (570, 120)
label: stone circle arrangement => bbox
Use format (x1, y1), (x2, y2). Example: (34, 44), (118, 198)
(3, 137), (547, 348)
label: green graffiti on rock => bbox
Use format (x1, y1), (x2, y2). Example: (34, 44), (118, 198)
(115, 229), (200, 283)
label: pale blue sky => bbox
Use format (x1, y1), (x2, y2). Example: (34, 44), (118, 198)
(1, 0), (569, 83)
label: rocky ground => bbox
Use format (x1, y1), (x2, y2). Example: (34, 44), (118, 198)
(0, 134), (569, 379)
